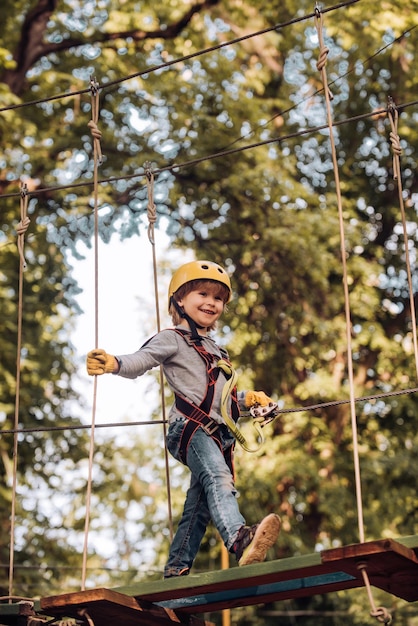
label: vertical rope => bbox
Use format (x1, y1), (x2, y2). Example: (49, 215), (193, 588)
(144, 163), (174, 541)
(387, 98), (418, 381)
(16, 185), (30, 270)
(358, 564), (392, 624)
(315, 8), (390, 622)
(81, 76), (103, 590)
(315, 5), (365, 543)
(8, 184), (30, 599)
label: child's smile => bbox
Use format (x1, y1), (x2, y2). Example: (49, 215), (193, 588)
(179, 288), (224, 332)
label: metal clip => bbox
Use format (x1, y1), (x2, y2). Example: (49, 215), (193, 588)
(250, 402), (279, 427)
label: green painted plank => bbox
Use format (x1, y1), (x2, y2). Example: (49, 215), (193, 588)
(114, 535), (418, 603)
(113, 551), (324, 601)
(153, 571), (357, 612)
(0, 600), (41, 619)
(395, 534), (418, 551)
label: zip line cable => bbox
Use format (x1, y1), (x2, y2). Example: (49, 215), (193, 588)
(221, 24), (418, 152)
(0, 100), (417, 204)
(0, 7), (416, 203)
(0, 0), (359, 115)
(0, 0), (413, 187)
(2, 381), (418, 437)
(2, 2), (418, 607)
(0, 1), (414, 212)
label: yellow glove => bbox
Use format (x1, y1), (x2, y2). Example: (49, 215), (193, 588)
(86, 349), (118, 375)
(245, 390), (273, 408)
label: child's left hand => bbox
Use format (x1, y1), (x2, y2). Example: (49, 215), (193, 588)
(244, 391), (274, 407)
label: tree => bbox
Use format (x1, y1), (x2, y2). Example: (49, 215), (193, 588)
(1, 1), (417, 622)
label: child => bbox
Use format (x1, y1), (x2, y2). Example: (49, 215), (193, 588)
(87, 260), (281, 578)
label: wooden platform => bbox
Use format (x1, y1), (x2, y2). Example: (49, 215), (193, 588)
(38, 536), (418, 622)
(39, 587), (214, 625)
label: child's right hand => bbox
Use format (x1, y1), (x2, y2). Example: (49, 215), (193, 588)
(86, 349), (118, 375)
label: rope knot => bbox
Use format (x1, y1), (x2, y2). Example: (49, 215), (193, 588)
(389, 130), (401, 156)
(144, 162), (157, 243)
(87, 119), (102, 141)
(17, 183), (30, 269)
(147, 210), (157, 225)
(88, 75), (103, 165)
(87, 120), (103, 164)
(16, 216), (30, 237)
(316, 46), (329, 71)
(387, 97), (401, 180)
(371, 607), (392, 625)
(358, 564), (392, 625)
(315, 8), (333, 100)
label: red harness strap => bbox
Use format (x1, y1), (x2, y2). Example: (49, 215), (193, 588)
(172, 329), (239, 476)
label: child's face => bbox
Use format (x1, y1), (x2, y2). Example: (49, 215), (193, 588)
(178, 284), (225, 329)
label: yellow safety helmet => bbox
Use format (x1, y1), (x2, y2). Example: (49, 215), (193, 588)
(168, 260), (232, 310)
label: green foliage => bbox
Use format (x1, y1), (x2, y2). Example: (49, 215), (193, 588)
(0, 1), (418, 622)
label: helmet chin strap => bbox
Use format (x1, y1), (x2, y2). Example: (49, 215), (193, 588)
(171, 297), (205, 344)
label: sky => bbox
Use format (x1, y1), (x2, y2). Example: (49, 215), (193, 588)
(33, 226), (196, 572)
(70, 225), (193, 437)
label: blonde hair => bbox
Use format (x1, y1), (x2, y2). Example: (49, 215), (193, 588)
(169, 279), (229, 329)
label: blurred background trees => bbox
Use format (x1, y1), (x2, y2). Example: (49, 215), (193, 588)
(1, 0), (417, 623)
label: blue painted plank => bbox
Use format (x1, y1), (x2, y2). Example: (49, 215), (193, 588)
(156, 571), (356, 610)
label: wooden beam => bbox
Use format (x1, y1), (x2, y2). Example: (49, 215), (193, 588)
(40, 588), (214, 626)
(114, 537), (418, 612)
(321, 538), (418, 602)
(39, 536), (418, 618)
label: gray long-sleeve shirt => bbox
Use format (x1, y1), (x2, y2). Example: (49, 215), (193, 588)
(116, 327), (245, 424)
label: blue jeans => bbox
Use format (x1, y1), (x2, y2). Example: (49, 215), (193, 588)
(164, 418), (245, 577)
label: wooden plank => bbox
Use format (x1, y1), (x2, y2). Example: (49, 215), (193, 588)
(115, 552), (324, 602)
(0, 601), (40, 626)
(395, 534), (418, 554)
(39, 536), (418, 618)
(115, 537), (418, 612)
(321, 538), (418, 602)
(116, 554), (360, 613)
(40, 588), (214, 626)
(151, 570), (360, 613)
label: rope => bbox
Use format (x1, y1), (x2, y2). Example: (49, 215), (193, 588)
(0, 0), (360, 115)
(81, 76), (103, 591)
(2, 101), (418, 203)
(17, 184), (30, 269)
(1, 4), (416, 604)
(1, 385), (417, 436)
(315, 5), (365, 544)
(78, 609), (95, 626)
(145, 162), (157, 245)
(87, 77), (103, 167)
(224, 25), (417, 152)
(387, 98), (418, 382)
(8, 182), (32, 598)
(144, 162), (174, 541)
(357, 564), (392, 624)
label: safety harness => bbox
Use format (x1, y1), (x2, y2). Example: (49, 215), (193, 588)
(172, 328), (239, 475)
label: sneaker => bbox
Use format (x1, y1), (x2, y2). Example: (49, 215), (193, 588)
(233, 514), (281, 566)
(163, 567), (190, 578)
